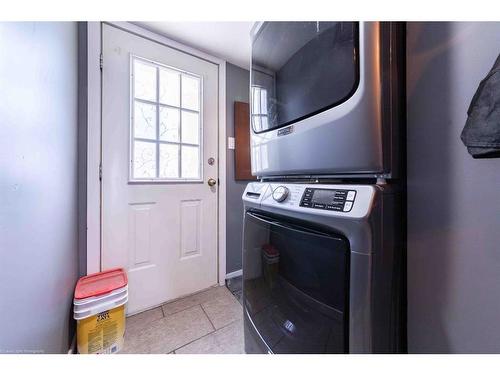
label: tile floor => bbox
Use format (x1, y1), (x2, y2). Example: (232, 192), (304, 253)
(121, 285), (244, 354)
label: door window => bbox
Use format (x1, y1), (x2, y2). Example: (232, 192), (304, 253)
(251, 22), (359, 132)
(131, 56), (202, 181)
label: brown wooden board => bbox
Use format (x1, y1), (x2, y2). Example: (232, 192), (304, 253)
(234, 101), (256, 180)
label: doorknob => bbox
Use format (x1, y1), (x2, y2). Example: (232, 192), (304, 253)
(207, 178), (217, 187)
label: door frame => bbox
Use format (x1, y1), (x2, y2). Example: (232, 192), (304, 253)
(81, 21), (227, 286)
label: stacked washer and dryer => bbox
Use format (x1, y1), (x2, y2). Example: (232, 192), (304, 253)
(242, 22), (406, 354)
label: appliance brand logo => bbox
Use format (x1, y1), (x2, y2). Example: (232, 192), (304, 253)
(277, 125), (294, 137)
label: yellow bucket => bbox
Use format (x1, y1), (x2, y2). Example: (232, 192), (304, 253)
(74, 268), (128, 354)
(76, 304), (126, 354)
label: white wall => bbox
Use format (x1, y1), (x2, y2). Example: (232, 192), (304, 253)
(0, 22), (79, 353)
(407, 22), (500, 353)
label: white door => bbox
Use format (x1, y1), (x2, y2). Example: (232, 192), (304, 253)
(102, 24), (219, 315)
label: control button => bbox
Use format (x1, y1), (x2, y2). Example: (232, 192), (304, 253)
(327, 204), (341, 211)
(272, 186), (289, 203)
(346, 191), (356, 201)
(343, 201), (353, 212)
(304, 192), (312, 198)
(301, 201), (312, 207)
(313, 203), (326, 209)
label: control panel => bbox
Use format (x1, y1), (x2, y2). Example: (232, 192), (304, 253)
(272, 186), (289, 202)
(243, 182), (374, 219)
(300, 188), (356, 212)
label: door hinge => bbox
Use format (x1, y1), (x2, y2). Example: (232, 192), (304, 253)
(99, 53), (103, 70)
(99, 163), (102, 181)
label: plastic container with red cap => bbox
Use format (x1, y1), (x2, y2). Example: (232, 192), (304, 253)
(75, 268), (128, 300)
(261, 244), (279, 289)
(74, 268), (128, 354)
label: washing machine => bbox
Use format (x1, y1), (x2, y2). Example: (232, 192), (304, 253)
(242, 182), (403, 353)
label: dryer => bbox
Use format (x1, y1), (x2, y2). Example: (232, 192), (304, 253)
(250, 22), (405, 178)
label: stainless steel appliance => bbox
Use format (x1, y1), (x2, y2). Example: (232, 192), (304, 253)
(250, 22), (404, 178)
(242, 182), (403, 353)
(243, 21), (405, 354)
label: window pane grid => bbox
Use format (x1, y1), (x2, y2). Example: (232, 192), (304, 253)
(135, 97), (201, 115)
(134, 137), (200, 147)
(131, 56), (202, 181)
(251, 86), (269, 133)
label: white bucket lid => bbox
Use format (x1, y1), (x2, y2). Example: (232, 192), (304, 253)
(74, 285), (128, 306)
(74, 288), (128, 314)
(74, 294), (128, 320)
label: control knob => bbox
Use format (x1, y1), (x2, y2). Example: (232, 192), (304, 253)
(272, 186), (289, 202)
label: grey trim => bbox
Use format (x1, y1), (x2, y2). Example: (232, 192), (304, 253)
(78, 22), (89, 277)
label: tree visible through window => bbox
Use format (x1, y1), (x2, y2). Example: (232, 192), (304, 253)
(131, 56), (202, 181)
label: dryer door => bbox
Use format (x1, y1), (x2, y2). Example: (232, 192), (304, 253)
(251, 22), (359, 132)
(243, 211), (350, 353)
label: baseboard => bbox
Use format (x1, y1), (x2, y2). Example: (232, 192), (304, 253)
(225, 269), (242, 279)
